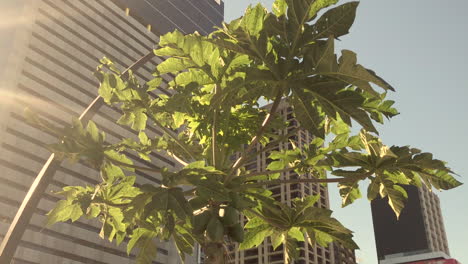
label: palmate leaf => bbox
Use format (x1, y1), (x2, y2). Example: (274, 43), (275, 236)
(241, 4), (267, 37)
(338, 181), (362, 207)
(300, 216), (358, 249)
(294, 78), (378, 134)
(286, 0), (338, 28)
(389, 146), (462, 190)
(328, 132), (461, 215)
(318, 49), (395, 95)
(272, 0), (287, 17)
(173, 227), (195, 262)
(290, 89), (325, 138)
(156, 57), (196, 75)
(127, 228), (158, 264)
(46, 200), (83, 226)
(286, 0), (339, 53)
(144, 187), (192, 220)
(239, 224), (273, 250)
(378, 179), (408, 219)
(306, 2), (359, 41)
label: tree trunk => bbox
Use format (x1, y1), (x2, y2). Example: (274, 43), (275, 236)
(203, 242), (227, 264)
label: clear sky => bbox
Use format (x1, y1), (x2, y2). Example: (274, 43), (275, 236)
(224, 0), (468, 263)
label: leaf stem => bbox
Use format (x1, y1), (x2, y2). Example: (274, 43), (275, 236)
(167, 151), (189, 167)
(106, 157), (162, 173)
(246, 177), (347, 187)
(212, 84), (218, 168)
(240, 166), (299, 179)
(239, 171), (374, 189)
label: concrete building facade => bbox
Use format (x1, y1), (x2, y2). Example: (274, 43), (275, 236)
(0, 0), (222, 263)
(227, 101), (355, 264)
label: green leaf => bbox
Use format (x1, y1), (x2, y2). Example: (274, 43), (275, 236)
(146, 77), (162, 91)
(379, 180), (407, 218)
(86, 121), (100, 143)
(239, 225), (273, 250)
(319, 50), (395, 94)
(173, 231), (194, 259)
(288, 227), (304, 241)
(271, 231), (285, 250)
(308, 0), (339, 20)
(98, 74), (114, 103)
(127, 229), (158, 264)
(273, 0), (287, 17)
(298, 79), (378, 133)
(133, 110), (147, 131)
(307, 2), (359, 41)
(154, 46), (185, 57)
(105, 150), (134, 171)
(138, 131), (150, 145)
(168, 188), (192, 219)
(157, 58), (195, 74)
(244, 217), (266, 229)
(290, 89), (325, 138)
(101, 162), (125, 183)
(338, 181), (361, 207)
(241, 4), (267, 37)
(46, 200), (83, 226)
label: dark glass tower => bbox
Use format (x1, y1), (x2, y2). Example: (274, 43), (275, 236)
(371, 185), (450, 263)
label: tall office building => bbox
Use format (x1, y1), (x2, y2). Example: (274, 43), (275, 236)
(0, 0), (222, 263)
(227, 101), (356, 264)
(371, 185), (452, 264)
(332, 242), (357, 264)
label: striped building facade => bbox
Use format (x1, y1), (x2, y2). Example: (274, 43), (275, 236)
(0, 0), (222, 263)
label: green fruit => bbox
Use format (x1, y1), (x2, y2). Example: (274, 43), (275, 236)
(206, 217), (224, 242)
(193, 211), (211, 235)
(228, 223), (244, 243)
(222, 207), (238, 226)
(189, 196), (208, 211)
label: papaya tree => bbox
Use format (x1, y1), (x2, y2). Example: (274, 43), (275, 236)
(26, 0), (462, 263)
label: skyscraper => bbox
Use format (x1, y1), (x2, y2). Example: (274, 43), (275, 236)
(0, 0), (222, 263)
(371, 185), (452, 264)
(227, 101), (356, 264)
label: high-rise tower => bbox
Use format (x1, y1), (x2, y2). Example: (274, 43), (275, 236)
(227, 101), (355, 264)
(371, 185), (453, 264)
(0, 1), (223, 263)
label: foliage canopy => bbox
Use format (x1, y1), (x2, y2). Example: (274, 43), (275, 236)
(27, 0), (461, 263)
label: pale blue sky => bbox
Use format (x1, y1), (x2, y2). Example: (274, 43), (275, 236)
(224, 0), (468, 263)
